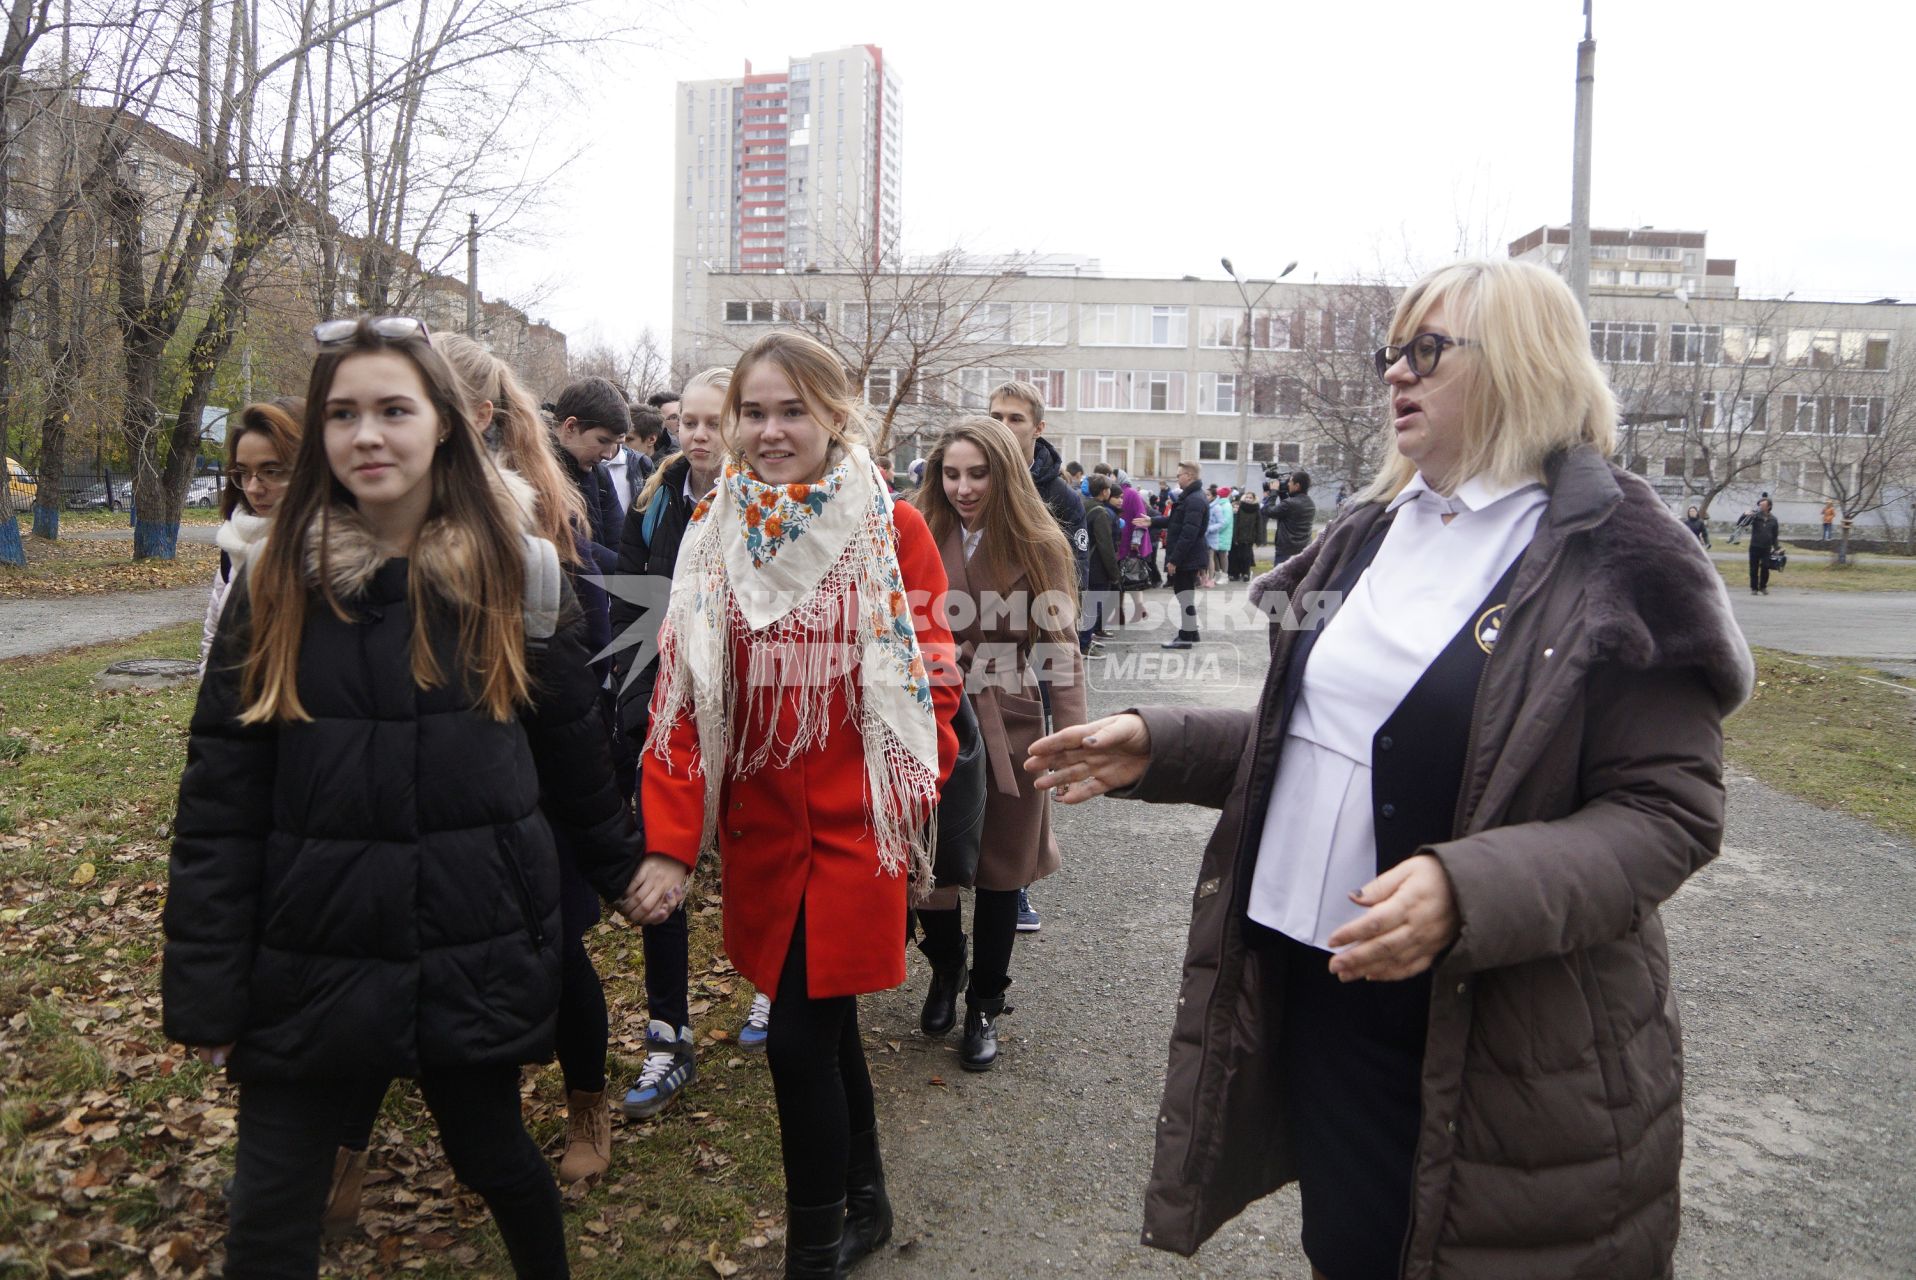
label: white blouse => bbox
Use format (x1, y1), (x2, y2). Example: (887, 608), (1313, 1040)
(1246, 470), (1548, 950)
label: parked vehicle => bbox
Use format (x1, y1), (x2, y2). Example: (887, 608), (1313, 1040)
(185, 476), (221, 508)
(5, 456), (35, 505)
(67, 481), (133, 511)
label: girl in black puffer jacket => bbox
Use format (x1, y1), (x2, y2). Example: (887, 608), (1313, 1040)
(164, 318), (686, 1279)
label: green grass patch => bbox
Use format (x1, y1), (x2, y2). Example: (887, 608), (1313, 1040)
(0, 623), (786, 1277)
(1725, 649), (1916, 842)
(1712, 553), (1916, 593)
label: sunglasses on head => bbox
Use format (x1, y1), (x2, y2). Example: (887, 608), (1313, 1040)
(313, 316), (431, 347)
(1372, 331), (1476, 383)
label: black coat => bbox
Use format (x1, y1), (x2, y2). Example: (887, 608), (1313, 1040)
(1747, 511), (1781, 551)
(1086, 502), (1121, 588)
(1029, 437), (1088, 585)
(1156, 480), (1210, 572)
(164, 557), (641, 1083)
(1270, 489), (1317, 560)
(560, 443), (625, 557)
(610, 456), (698, 749)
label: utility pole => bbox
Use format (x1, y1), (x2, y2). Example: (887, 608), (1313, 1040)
(1567, 0), (1596, 318)
(466, 212), (479, 336)
(1223, 258), (1296, 493)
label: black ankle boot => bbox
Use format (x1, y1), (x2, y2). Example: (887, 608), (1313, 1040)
(837, 1129), (893, 1271)
(919, 961), (966, 1038)
(785, 1197), (846, 1279)
(959, 995), (1005, 1072)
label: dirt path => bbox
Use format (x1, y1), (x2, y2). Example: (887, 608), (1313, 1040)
(0, 585), (206, 661)
(851, 589), (1915, 1277)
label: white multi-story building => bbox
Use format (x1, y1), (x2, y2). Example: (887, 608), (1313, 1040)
(672, 44), (900, 333)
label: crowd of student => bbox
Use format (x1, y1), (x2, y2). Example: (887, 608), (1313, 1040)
(167, 255), (1745, 1280)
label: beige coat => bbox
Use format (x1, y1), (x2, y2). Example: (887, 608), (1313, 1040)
(933, 526), (1087, 894)
(1133, 447), (1754, 1278)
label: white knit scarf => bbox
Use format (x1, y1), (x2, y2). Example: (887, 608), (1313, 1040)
(646, 443), (940, 890)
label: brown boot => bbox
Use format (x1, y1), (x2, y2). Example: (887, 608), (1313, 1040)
(321, 1146), (369, 1236)
(557, 1089), (610, 1184)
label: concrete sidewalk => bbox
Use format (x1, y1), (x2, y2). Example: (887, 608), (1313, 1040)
(857, 588), (1915, 1277)
(0, 585), (206, 661)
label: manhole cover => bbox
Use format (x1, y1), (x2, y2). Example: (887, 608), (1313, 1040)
(95, 658), (200, 690)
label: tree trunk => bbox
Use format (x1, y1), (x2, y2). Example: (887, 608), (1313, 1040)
(31, 234), (77, 541)
(174, 197), (284, 468)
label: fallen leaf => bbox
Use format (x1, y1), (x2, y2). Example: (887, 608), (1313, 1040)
(704, 1240), (740, 1277)
(70, 862), (96, 887)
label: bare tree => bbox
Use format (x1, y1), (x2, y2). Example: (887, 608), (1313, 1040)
(569, 327), (671, 402)
(1269, 281), (1398, 493)
(1791, 357), (1916, 565)
(711, 236), (1049, 458)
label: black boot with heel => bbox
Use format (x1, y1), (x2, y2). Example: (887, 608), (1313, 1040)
(959, 995), (1005, 1072)
(784, 1197), (846, 1279)
(836, 1129), (893, 1271)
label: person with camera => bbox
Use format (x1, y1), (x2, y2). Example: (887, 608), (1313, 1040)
(1747, 495), (1781, 595)
(1266, 468), (1317, 564)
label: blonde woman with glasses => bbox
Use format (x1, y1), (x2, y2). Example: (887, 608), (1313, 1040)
(1031, 260), (1752, 1280)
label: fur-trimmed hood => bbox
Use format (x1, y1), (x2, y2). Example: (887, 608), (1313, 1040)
(243, 463), (543, 599)
(1250, 446), (1754, 714)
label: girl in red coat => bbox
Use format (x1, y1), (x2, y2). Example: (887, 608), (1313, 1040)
(642, 330), (960, 1278)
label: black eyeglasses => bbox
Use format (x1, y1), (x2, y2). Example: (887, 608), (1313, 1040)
(313, 316), (431, 347)
(1372, 332), (1476, 382)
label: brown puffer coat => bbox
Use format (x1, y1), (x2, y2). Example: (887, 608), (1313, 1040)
(1131, 446), (1754, 1279)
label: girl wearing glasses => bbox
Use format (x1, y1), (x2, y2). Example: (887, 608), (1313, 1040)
(1029, 260), (1750, 1280)
(642, 330), (960, 1277)
(167, 318), (674, 1278)
(199, 399), (302, 672)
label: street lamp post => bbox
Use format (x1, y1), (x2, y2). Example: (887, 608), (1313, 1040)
(1222, 257), (1296, 492)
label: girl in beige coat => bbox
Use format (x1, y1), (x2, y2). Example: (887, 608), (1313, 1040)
(912, 417), (1086, 1071)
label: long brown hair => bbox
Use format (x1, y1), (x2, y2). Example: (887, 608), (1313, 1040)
(239, 320), (531, 724)
(220, 398), (303, 518)
(914, 416), (1077, 644)
(438, 333), (586, 567)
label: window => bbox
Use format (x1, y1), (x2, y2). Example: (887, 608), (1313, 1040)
(1198, 372), (1237, 415)
(865, 368), (896, 405)
(1313, 444), (1343, 470)
(1200, 307), (1301, 350)
(1079, 304), (1188, 347)
(1006, 370), (1067, 410)
(1721, 326), (1773, 366)
(1776, 461), (1806, 496)
(1016, 302), (1070, 346)
(1077, 370), (1186, 412)
(1662, 456), (1688, 478)
(1729, 394), (1767, 433)
(724, 300), (778, 323)
(1590, 321), (1657, 363)
(1276, 442), (1302, 466)
(1785, 329), (1840, 369)
(1195, 440), (1239, 462)
(1078, 436), (1105, 466)
(1836, 395), (1884, 435)
(1668, 323), (1721, 365)
(1779, 394), (1830, 433)
(1156, 441), (1183, 477)
(960, 302), (1013, 342)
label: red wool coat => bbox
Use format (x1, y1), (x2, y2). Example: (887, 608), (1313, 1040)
(644, 500), (961, 998)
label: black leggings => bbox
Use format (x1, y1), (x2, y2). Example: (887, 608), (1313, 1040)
(228, 1067), (565, 1279)
(916, 888), (1020, 1002)
(336, 929), (607, 1151)
(766, 906), (876, 1208)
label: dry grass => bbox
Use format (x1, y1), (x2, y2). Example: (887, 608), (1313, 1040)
(0, 623), (786, 1278)
(0, 536), (219, 600)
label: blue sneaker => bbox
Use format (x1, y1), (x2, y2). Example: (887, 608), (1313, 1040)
(620, 1020), (695, 1120)
(736, 992), (771, 1051)
(1015, 888), (1041, 933)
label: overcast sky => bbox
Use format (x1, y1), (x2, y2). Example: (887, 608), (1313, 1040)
(490, 0), (1914, 354)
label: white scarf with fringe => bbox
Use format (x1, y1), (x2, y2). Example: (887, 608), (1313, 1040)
(646, 444), (939, 891)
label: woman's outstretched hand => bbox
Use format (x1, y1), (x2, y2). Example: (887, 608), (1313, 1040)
(1025, 712), (1152, 804)
(1325, 854), (1460, 982)
(620, 854), (691, 926)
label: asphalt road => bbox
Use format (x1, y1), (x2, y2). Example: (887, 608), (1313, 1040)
(0, 584), (206, 661)
(854, 585), (1915, 1278)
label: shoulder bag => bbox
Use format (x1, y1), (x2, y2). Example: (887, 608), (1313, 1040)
(931, 689), (986, 888)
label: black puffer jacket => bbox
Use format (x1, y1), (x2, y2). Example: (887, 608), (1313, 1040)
(1030, 437), (1088, 585)
(609, 455), (698, 750)
(163, 516), (641, 1083)
(1156, 479), (1210, 572)
(1270, 489), (1317, 560)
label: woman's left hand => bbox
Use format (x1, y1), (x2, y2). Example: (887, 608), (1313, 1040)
(619, 854), (691, 926)
(1325, 854), (1460, 982)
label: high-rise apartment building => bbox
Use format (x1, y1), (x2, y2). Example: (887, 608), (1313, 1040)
(672, 44), (901, 326)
